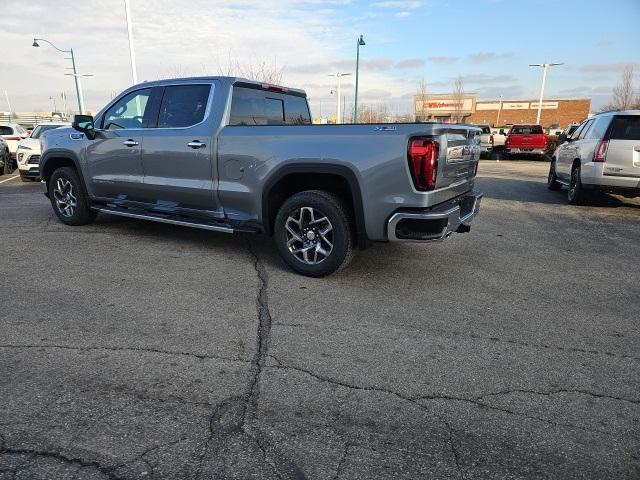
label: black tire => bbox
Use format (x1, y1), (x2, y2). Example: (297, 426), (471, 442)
(568, 164), (586, 205)
(274, 190), (354, 277)
(547, 161), (562, 191)
(48, 167), (97, 226)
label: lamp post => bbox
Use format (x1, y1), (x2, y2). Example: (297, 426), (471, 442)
(329, 73), (351, 124)
(529, 62), (563, 124)
(32, 38), (89, 114)
(124, 0), (138, 84)
(353, 34), (365, 124)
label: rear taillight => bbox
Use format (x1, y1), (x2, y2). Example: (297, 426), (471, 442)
(408, 138), (439, 191)
(593, 140), (609, 162)
(489, 134), (494, 145)
(543, 135), (548, 147)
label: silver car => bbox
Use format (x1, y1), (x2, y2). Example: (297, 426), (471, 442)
(548, 110), (640, 204)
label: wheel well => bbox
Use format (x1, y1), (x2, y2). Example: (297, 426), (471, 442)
(572, 159), (581, 171)
(264, 171), (367, 248)
(41, 157), (77, 185)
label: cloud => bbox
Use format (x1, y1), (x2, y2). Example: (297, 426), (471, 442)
(460, 74), (517, 84)
(595, 40), (611, 48)
(580, 62), (640, 73)
(288, 57), (395, 75)
(427, 56), (458, 65)
(370, 1), (422, 8)
(468, 52), (513, 63)
(395, 58), (425, 69)
(395, 11), (412, 17)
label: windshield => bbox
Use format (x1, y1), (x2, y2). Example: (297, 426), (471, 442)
(31, 124), (65, 139)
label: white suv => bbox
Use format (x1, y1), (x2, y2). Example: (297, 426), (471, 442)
(16, 123), (70, 181)
(548, 111), (640, 204)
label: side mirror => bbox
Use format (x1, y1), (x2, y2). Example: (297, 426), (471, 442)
(72, 114), (96, 140)
(499, 129), (505, 135)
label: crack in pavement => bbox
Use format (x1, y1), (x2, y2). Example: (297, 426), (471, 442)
(0, 447), (120, 480)
(266, 355), (629, 440)
(0, 344), (249, 364)
(332, 442), (350, 480)
(194, 240), (306, 480)
(267, 355), (465, 476)
(476, 388), (640, 405)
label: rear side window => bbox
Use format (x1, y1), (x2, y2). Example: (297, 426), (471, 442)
(0, 126), (13, 135)
(229, 86), (311, 126)
(609, 116), (640, 140)
(584, 116), (610, 140)
(510, 125), (543, 134)
(158, 84), (211, 128)
(578, 119), (594, 139)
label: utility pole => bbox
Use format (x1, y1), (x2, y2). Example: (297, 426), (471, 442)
(529, 62), (563, 124)
(496, 95), (503, 126)
(353, 35), (366, 124)
(329, 73), (351, 124)
(4, 90), (13, 121)
(124, 0), (138, 84)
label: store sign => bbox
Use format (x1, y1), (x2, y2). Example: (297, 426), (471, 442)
(503, 102), (530, 110)
(530, 101), (559, 109)
(416, 97), (474, 114)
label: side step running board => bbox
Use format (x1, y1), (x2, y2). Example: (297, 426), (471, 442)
(91, 207), (240, 234)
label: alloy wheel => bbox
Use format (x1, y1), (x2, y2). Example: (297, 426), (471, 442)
(284, 206), (333, 265)
(53, 177), (77, 217)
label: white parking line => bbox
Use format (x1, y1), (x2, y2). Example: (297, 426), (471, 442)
(0, 175), (20, 184)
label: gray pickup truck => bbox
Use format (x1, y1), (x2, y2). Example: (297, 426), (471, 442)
(40, 76), (482, 276)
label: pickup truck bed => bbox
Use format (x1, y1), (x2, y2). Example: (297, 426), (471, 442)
(40, 76), (483, 276)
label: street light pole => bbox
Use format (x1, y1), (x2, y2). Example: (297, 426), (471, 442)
(353, 34), (366, 124)
(329, 73), (351, 124)
(33, 38), (89, 114)
(124, 0), (138, 84)
(529, 62), (563, 124)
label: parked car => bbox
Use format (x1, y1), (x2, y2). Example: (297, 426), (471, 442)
(490, 126), (509, 150)
(548, 110), (640, 204)
(0, 136), (11, 174)
(0, 123), (29, 159)
(557, 123), (581, 145)
(40, 76), (483, 276)
(475, 124), (494, 157)
(505, 124), (548, 159)
(16, 122), (70, 181)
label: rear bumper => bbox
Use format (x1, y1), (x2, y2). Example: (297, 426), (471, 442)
(387, 191), (483, 242)
(506, 148), (546, 155)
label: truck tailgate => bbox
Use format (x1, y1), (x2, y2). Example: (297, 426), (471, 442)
(439, 127), (481, 189)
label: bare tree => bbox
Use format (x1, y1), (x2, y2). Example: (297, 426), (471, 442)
(601, 65), (638, 112)
(215, 51), (284, 84)
(416, 77), (427, 122)
(452, 76), (465, 123)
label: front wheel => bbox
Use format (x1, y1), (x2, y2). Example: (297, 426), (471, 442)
(274, 190), (355, 277)
(547, 161), (561, 191)
(48, 167), (97, 225)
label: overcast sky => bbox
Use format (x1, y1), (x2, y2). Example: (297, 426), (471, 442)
(1, 0), (639, 116)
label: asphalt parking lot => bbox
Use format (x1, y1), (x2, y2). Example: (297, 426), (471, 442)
(1, 160), (639, 479)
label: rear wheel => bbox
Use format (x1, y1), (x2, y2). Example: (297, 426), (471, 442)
(274, 190), (354, 277)
(568, 164), (586, 205)
(547, 161), (561, 191)
(48, 167), (97, 225)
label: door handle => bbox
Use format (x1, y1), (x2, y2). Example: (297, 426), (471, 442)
(187, 141), (206, 149)
(123, 139), (139, 147)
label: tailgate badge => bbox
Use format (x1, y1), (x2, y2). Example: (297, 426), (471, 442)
(374, 126), (396, 131)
